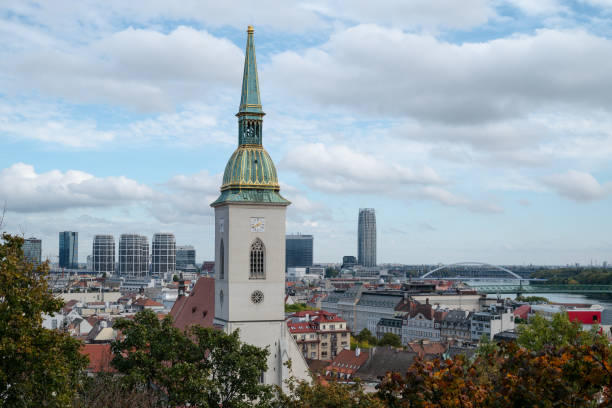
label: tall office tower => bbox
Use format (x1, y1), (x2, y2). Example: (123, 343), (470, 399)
(59, 231), (78, 269)
(285, 234), (314, 268)
(118, 234), (149, 277)
(210, 26), (310, 387)
(23, 237), (42, 266)
(176, 245), (196, 271)
(151, 233), (176, 276)
(358, 208), (377, 267)
(93, 235), (115, 275)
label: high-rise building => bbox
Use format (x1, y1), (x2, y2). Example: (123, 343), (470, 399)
(23, 237), (42, 266)
(118, 234), (149, 277)
(358, 208), (376, 267)
(209, 26), (310, 386)
(151, 233), (176, 276)
(59, 231), (78, 269)
(286, 234), (313, 268)
(93, 235), (115, 275)
(176, 245), (196, 271)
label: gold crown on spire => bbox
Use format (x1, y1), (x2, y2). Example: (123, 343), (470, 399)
(247, 25), (254, 33)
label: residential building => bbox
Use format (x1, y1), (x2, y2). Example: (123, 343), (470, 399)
(354, 291), (405, 334)
(470, 306), (515, 342)
(176, 245), (196, 271)
(440, 309), (471, 341)
(23, 237), (42, 266)
(358, 208), (376, 267)
(376, 317), (403, 340)
(288, 311), (351, 361)
(92, 235), (115, 275)
(151, 233), (176, 276)
(59, 231), (78, 269)
(118, 234), (149, 277)
(325, 348), (369, 381)
(286, 234), (313, 268)
(402, 301), (447, 344)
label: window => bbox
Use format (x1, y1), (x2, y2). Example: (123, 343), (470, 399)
(219, 239), (225, 279)
(249, 239), (265, 279)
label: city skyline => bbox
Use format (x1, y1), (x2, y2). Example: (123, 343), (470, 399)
(1, 2), (612, 265)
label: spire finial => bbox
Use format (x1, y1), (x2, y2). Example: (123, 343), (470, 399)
(238, 25), (263, 117)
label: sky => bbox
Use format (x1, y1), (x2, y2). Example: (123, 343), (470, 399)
(1, 0), (612, 266)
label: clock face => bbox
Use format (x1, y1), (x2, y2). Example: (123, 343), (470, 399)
(250, 217), (265, 232)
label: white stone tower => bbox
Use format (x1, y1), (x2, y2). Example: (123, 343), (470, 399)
(210, 25), (310, 387)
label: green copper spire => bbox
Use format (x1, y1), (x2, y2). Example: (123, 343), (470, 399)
(238, 26), (264, 116)
(211, 26), (289, 207)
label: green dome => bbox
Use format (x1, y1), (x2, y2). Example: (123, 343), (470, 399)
(221, 146), (279, 191)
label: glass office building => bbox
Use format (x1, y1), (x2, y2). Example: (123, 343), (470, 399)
(285, 234), (313, 268)
(151, 233), (176, 276)
(59, 231), (78, 269)
(23, 237), (42, 266)
(93, 235), (115, 275)
(176, 245), (196, 271)
(118, 234), (149, 277)
(358, 208), (376, 267)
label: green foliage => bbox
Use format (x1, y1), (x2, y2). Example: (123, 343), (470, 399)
(516, 295), (549, 303)
(517, 312), (599, 351)
(531, 266), (612, 285)
(285, 302), (316, 313)
(325, 267), (340, 278)
(0, 233), (88, 407)
(172, 274), (179, 282)
(73, 373), (160, 408)
(280, 376), (385, 408)
(377, 332), (402, 348)
(111, 309), (273, 407)
(355, 328), (378, 346)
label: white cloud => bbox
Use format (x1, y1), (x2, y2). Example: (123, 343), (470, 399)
(281, 142), (444, 194)
(0, 163), (155, 212)
(267, 26), (612, 124)
(543, 169), (612, 201)
(5, 26), (243, 111)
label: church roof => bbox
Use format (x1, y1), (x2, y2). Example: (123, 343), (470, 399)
(212, 26), (288, 207)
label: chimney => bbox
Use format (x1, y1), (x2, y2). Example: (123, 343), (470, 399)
(178, 273), (186, 298)
(355, 347), (361, 357)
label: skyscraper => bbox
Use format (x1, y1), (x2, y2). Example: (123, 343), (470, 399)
(151, 233), (176, 276)
(93, 235), (115, 275)
(176, 245), (196, 271)
(358, 208), (376, 267)
(286, 234), (313, 268)
(118, 234), (149, 277)
(59, 231), (78, 269)
(23, 237), (42, 266)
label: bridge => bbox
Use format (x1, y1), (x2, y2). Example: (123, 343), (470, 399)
(472, 284), (612, 295)
(417, 262), (524, 281)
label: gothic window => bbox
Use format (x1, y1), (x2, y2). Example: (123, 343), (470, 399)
(219, 239), (225, 279)
(249, 238), (265, 279)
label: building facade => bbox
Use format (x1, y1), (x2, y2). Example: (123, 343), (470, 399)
(59, 231), (78, 269)
(151, 233), (176, 276)
(23, 237), (42, 266)
(209, 26), (309, 387)
(288, 310), (351, 360)
(118, 234), (149, 277)
(176, 245), (196, 271)
(92, 235), (115, 275)
(285, 234), (313, 268)
(358, 208), (376, 267)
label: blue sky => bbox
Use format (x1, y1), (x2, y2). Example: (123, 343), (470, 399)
(1, 0), (612, 265)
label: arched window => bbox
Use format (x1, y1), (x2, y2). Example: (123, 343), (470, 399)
(219, 239), (225, 279)
(249, 239), (265, 279)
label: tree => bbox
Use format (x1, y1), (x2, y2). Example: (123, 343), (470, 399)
(517, 312), (599, 351)
(111, 309), (273, 407)
(325, 267), (340, 278)
(279, 376), (385, 408)
(355, 328), (377, 346)
(0, 233), (88, 407)
(377, 332), (401, 348)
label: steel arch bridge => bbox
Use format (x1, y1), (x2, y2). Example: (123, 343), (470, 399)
(418, 262), (523, 281)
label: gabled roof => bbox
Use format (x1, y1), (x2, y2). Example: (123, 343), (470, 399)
(326, 349), (369, 375)
(81, 344), (114, 373)
(170, 277), (214, 331)
(356, 347), (417, 382)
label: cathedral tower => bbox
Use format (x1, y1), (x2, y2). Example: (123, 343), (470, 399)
(211, 26), (310, 387)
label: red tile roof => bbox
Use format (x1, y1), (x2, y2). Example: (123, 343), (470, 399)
(170, 277), (214, 331)
(513, 304), (531, 320)
(326, 349), (369, 377)
(133, 298), (164, 307)
(81, 344), (114, 373)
